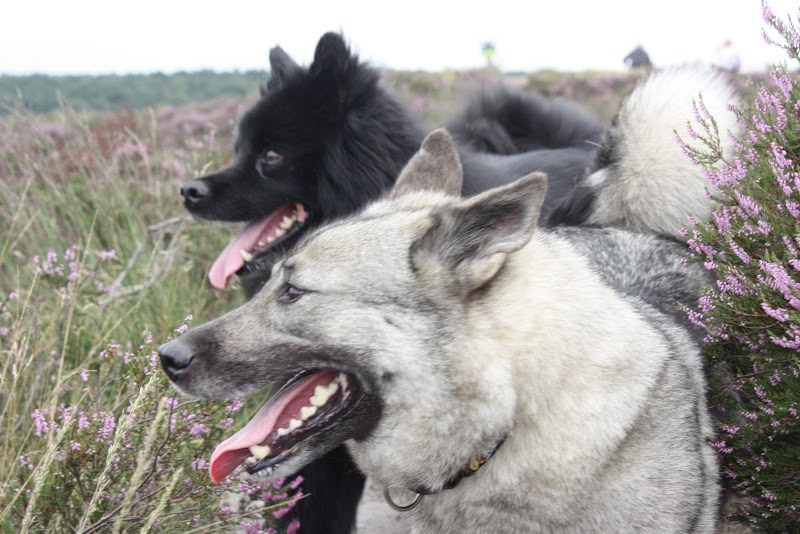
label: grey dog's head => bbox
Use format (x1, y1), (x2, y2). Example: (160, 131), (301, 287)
(159, 130), (547, 489)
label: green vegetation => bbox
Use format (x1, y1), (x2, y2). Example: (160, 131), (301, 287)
(1, 67), (648, 123)
(0, 96), (304, 532)
(0, 70), (267, 115)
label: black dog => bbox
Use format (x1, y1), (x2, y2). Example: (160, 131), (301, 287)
(181, 32), (605, 295)
(179, 32), (606, 533)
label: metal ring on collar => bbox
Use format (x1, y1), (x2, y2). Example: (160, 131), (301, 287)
(383, 488), (423, 512)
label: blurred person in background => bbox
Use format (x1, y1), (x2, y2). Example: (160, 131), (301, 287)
(717, 40), (741, 73)
(624, 45), (652, 69)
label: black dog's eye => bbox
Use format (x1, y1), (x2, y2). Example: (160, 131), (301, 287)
(279, 284), (305, 303)
(263, 150), (282, 165)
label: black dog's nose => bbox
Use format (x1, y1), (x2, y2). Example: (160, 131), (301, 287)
(158, 340), (195, 380)
(180, 179), (210, 205)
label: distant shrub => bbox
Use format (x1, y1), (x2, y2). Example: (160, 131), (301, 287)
(0, 70), (265, 115)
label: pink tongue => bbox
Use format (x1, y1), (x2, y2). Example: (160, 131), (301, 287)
(209, 370), (337, 483)
(208, 203), (307, 290)
(208, 218), (271, 290)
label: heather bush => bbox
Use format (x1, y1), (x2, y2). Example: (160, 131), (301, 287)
(681, 3), (800, 530)
(3, 320), (303, 533)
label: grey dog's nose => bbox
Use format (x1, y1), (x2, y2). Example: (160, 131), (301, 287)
(158, 340), (195, 380)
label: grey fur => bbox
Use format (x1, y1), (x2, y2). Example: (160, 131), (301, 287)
(390, 129), (464, 199)
(552, 226), (715, 335)
(161, 130), (720, 533)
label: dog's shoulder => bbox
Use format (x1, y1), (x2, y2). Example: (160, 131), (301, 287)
(546, 225), (713, 329)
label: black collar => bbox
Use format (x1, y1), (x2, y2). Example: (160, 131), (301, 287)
(384, 428), (513, 512)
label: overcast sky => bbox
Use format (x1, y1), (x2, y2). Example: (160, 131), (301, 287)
(1, 0), (797, 75)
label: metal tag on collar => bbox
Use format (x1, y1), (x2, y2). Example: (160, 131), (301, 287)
(383, 488), (423, 512)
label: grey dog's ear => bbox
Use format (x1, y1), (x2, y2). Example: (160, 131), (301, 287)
(412, 173), (548, 292)
(390, 129), (463, 199)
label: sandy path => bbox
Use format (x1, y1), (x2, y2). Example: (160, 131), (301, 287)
(356, 479), (411, 533)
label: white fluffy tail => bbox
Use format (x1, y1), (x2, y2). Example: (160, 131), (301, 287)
(584, 66), (740, 239)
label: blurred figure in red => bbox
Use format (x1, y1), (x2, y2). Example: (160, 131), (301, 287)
(717, 40), (741, 73)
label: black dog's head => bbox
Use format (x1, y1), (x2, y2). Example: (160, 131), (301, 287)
(180, 32), (424, 295)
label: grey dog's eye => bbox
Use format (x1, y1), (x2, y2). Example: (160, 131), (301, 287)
(263, 150), (282, 165)
(279, 284), (305, 303)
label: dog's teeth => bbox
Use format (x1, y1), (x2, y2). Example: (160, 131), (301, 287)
(245, 456), (258, 465)
(280, 216), (295, 230)
(274, 228), (285, 238)
(266, 236), (275, 244)
(248, 444), (271, 460)
(258, 241), (265, 247)
(289, 418), (302, 430)
(310, 380), (339, 406)
(240, 249), (253, 262)
(277, 427), (289, 437)
(300, 405), (318, 420)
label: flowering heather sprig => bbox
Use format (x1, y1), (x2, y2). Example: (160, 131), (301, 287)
(5, 326), (302, 532)
(31, 245), (121, 299)
(680, 4), (800, 529)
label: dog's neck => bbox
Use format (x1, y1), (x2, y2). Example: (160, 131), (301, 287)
(383, 427), (513, 512)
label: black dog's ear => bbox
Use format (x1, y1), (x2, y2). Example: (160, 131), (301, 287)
(265, 46), (301, 91)
(310, 32), (351, 77)
(391, 129), (463, 199)
(308, 32), (355, 111)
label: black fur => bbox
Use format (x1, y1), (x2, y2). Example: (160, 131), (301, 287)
(448, 84), (607, 155)
(180, 32), (607, 534)
(182, 32), (607, 295)
(545, 181), (598, 226)
(280, 446), (365, 533)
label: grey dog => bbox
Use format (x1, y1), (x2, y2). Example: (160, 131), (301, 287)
(160, 126), (722, 532)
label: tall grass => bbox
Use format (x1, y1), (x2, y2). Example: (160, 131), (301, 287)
(0, 96), (303, 532)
